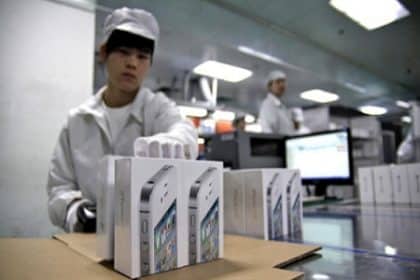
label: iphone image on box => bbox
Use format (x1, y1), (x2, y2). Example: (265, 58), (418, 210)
(189, 167), (219, 264)
(139, 165), (177, 275)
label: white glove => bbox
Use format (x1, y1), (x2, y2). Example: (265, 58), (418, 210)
(134, 136), (192, 159)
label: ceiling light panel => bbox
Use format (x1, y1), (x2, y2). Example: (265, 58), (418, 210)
(359, 105), (388, 115)
(300, 89), (339, 103)
(329, 0), (410, 30)
(193, 60), (252, 83)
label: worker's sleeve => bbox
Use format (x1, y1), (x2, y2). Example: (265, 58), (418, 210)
(150, 92), (199, 159)
(46, 120), (82, 230)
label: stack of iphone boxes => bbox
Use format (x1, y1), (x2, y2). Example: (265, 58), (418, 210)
(96, 156), (223, 278)
(224, 168), (303, 241)
(358, 163), (420, 205)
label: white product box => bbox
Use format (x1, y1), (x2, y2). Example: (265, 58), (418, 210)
(358, 167), (375, 204)
(372, 166), (393, 204)
(96, 155), (124, 260)
(224, 169), (299, 240)
(115, 158), (179, 278)
(182, 160), (223, 266)
(285, 170), (303, 239)
(223, 170), (246, 235)
(406, 163), (420, 204)
(244, 169), (293, 240)
(114, 158), (223, 279)
(390, 165), (410, 204)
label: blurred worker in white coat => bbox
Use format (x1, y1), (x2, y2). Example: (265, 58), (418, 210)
(291, 107), (311, 135)
(258, 70), (294, 135)
(397, 127), (415, 163)
(47, 7), (198, 232)
(397, 101), (419, 163)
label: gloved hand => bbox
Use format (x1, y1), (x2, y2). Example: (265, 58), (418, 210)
(66, 199), (96, 233)
(134, 136), (191, 159)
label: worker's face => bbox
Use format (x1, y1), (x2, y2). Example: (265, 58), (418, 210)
(103, 46), (151, 93)
(237, 120), (246, 131)
(269, 78), (286, 98)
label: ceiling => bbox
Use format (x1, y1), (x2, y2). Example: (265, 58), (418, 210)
(90, 0), (419, 122)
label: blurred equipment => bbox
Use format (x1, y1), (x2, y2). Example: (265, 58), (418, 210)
(206, 131), (285, 169)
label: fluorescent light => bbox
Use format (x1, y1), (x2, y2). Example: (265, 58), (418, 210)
(401, 116), (412, 123)
(245, 114), (256, 123)
(300, 89), (339, 103)
(329, 0), (410, 30)
(396, 100), (411, 109)
(238, 46), (284, 65)
(193, 60), (252, 82)
(385, 245), (397, 256)
(312, 274), (331, 280)
(197, 138), (205, 145)
(359, 105), (388, 115)
(178, 105), (208, 118)
(213, 110), (235, 121)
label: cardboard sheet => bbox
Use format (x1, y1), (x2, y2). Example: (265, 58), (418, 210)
(1, 234), (320, 279)
(0, 239), (125, 280)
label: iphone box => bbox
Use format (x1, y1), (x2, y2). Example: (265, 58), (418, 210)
(390, 165), (410, 204)
(181, 160), (223, 266)
(372, 166), (394, 204)
(223, 170), (246, 235)
(284, 169), (303, 239)
(358, 167), (375, 204)
(96, 155), (125, 261)
(407, 163), (420, 204)
(224, 169), (301, 241)
(244, 169), (292, 240)
(114, 157), (223, 279)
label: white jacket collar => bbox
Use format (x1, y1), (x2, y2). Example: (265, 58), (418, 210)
(78, 86), (148, 124)
(267, 92), (283, 107)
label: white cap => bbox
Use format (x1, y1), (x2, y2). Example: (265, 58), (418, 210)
(291, 107), (304, 122)
(267, 70), (286, 85)
(102, 7), (159, 46)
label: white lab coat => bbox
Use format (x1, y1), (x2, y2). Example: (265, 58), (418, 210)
(397, 128), (415, 163)
(258, 93), (294, 135)
(47, 86), (198, 229)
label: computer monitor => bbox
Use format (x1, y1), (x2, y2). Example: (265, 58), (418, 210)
(284, 129), (354, 197)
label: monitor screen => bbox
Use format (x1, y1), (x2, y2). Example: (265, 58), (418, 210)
(285, 129), (353, 185)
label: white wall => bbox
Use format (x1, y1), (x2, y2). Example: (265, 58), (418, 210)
(0, 0), (95, 237)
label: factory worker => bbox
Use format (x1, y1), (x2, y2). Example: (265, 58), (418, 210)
(232, 115), (246, 131)
(47, 7), (198, 232)
(258, 70), (294, 135)
(397, 127), (415, 163)
(291, 107), (311, 135)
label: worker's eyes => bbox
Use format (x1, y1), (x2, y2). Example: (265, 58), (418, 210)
(116, 47), (130, 55)
(116, 48), (150, 61)
(137, 53), (150, 60)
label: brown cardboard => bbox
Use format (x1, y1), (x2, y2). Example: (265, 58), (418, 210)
(54, 233), (100, 262)
(0, 238), (126, 280)
(1, 234), (319, 279)
(54, 233), (319, 279)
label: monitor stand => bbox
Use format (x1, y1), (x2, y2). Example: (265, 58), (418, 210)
(314, 183), (339, 201)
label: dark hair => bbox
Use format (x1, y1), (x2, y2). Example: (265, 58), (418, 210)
(105, 30), (155, 59)
(233, 116), (246, 127)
